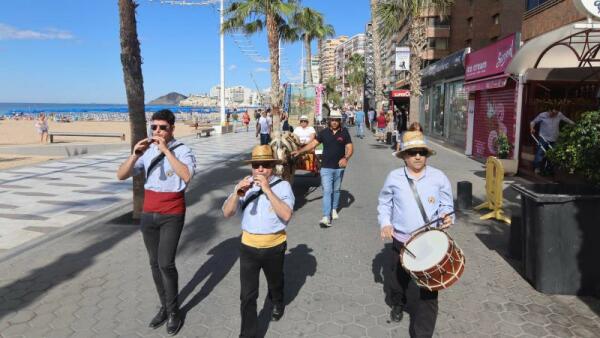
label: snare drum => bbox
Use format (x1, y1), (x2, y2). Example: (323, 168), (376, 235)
(400, 229), (465, 291)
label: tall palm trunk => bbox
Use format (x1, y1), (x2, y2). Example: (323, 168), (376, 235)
(317, 39), (323, 84)
(370, 0), (384, 111)
(118, 0), (146, 219)
(408, 16), (426, 124)
(304, 35), (313, 85)
(266, 13), (281, 131)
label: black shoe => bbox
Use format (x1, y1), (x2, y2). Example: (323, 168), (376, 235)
(390, 305), (404, 322)
(271, 305), (285, 321)
(149, 307), (167, 329)
(166, 311), (183, 336)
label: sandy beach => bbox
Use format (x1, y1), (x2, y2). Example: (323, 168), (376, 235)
(0, 120), (201, 170)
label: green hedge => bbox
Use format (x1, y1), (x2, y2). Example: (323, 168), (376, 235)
(547, 111), (600, 184)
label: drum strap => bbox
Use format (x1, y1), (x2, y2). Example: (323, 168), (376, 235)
(404, 168), (430, 224)
(241, 179), (283, 211)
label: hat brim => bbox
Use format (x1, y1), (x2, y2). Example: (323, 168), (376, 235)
(244, 158), (283, 164)
(394, 145), (436, 159)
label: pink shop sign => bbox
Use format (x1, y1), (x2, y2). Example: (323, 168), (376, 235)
(465, 33), (518, 81)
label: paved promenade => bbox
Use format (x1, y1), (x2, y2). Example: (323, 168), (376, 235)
(0, 128), (598, 337)
(0, 131), (256, 253)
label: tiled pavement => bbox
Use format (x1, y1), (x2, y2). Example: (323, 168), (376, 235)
(0, 127), (598, 337)
(0, 131), (257, 252)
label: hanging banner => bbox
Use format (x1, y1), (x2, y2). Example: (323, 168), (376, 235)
(315, 84), (324, 122)
(395, 47), (410, 71)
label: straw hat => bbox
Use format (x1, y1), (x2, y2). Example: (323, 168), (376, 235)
(394, 131), (436, 158)
(299, 115), (309, 121)
(245, 145), (282, 163)
(328, 110), (343, 119)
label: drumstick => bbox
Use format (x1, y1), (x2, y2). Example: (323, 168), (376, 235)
(412, 210), (457, 234)
(403, 246), (417, 259)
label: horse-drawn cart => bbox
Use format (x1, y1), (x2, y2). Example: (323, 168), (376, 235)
(269, 131), (322, 184)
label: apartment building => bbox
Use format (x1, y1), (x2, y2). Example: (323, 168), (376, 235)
(319, 36), (348, 83)
(449, 0), (525, 52)
(334, 33), (366, 100)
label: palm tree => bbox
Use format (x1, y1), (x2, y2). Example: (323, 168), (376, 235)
(376, 0), (453, 123)
(118, 0), (146, 219)
(324, 76), (342, 107)
(344, 53), (365, 106)
(292, 7), (335, 85)
(223, 0), (298, 130)
(370, 0), (384, 112)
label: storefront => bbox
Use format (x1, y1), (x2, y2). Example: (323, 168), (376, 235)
(464, 33), (520, 159)
(419, 49), (470, 149)
(507, 20), (600, 175)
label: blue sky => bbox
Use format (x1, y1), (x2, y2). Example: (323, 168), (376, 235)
(0, 0), (370, 104)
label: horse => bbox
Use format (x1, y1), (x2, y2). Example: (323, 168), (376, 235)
(269, 131), (300, 183)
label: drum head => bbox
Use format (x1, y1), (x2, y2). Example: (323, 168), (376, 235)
(402, 230), (449, 271)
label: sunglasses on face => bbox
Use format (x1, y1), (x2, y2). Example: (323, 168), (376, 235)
(300, 120), (308, 123)
(150, 124), (169, 131)
(251, 162), (274, 169)
(406, 149), (429, 157)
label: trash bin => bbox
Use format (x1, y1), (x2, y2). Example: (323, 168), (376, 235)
(511, 183), (600, 296)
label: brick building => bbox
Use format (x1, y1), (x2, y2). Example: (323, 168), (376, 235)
(449, 0), (525, 53)
(521, 0), (586, 41)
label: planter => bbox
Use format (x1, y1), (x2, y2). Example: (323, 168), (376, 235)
(511, 183), (600, 296)
(498, 158), (518, 176)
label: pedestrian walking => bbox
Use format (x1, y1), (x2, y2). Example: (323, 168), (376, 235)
(34, 112), (49, 144)
(222, 145), (295, 338)
(232, 109), (239, 133)
(354, 106), (365, 139)
(116, 109), (196, 336)
(242, 111), (251, 132)
(377, 130), (454, 337)
(256, 110), (272, 145)
(291, 110), (353, 228)
(368, 108), (375, 132)
(376, 111), (387, 142)
(529, 108), (574, 175)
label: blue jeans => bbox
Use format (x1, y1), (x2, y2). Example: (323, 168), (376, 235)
(320, 168), (345, 218)
(533, 138), (555, 170)
(356, 123), (364, 137)
(260, 133), (270, 145)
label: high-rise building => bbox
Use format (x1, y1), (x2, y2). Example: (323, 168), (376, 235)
(310, 55), (320, 84)
(319, 36), (348, 83)
(335, 33), (366, 101)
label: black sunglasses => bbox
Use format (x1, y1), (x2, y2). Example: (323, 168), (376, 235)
(252, 162), (274, 169)
(405, 149), (429, 157)
(150, 124), (169, 131)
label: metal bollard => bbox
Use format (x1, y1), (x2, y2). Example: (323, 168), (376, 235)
(457, 181), (472, 211)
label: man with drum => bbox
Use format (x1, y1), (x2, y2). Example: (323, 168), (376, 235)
(377, 130), (454, 337)
(222, 145), (295, 338)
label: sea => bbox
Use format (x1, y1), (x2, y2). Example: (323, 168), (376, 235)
(0, 103), (241, 118)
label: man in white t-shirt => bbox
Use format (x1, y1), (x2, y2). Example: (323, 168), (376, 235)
(293, 115), (316, 145)
(256, 110), (272, 145)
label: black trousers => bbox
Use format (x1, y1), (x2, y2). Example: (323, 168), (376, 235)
(141, 212), (185, 313)
(390, 238), (438, 338)
(239, 241), (286, 338)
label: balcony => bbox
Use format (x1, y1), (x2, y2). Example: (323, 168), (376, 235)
(421, 48), (449, 60)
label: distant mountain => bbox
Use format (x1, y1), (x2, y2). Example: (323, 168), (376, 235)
(148, 92), (188, 105)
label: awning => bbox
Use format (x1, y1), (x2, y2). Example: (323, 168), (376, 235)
(464, 74), (510, 92)
(507, 20), (600, 75)
(390, 89), (410, 98)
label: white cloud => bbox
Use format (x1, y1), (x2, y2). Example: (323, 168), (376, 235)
(254, 67), (268, 73)
(228, 64), (237, 71)
(0, 23), (74, 40)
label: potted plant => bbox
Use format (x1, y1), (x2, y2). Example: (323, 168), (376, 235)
(547, 111), (600, 185)
(495, 132), (517, 175)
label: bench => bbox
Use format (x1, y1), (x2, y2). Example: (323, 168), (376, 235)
(49, 132), (126, 143)
(196, 127), (215, 138)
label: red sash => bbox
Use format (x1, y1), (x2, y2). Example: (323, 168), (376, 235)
(143, 190), (185, 215)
